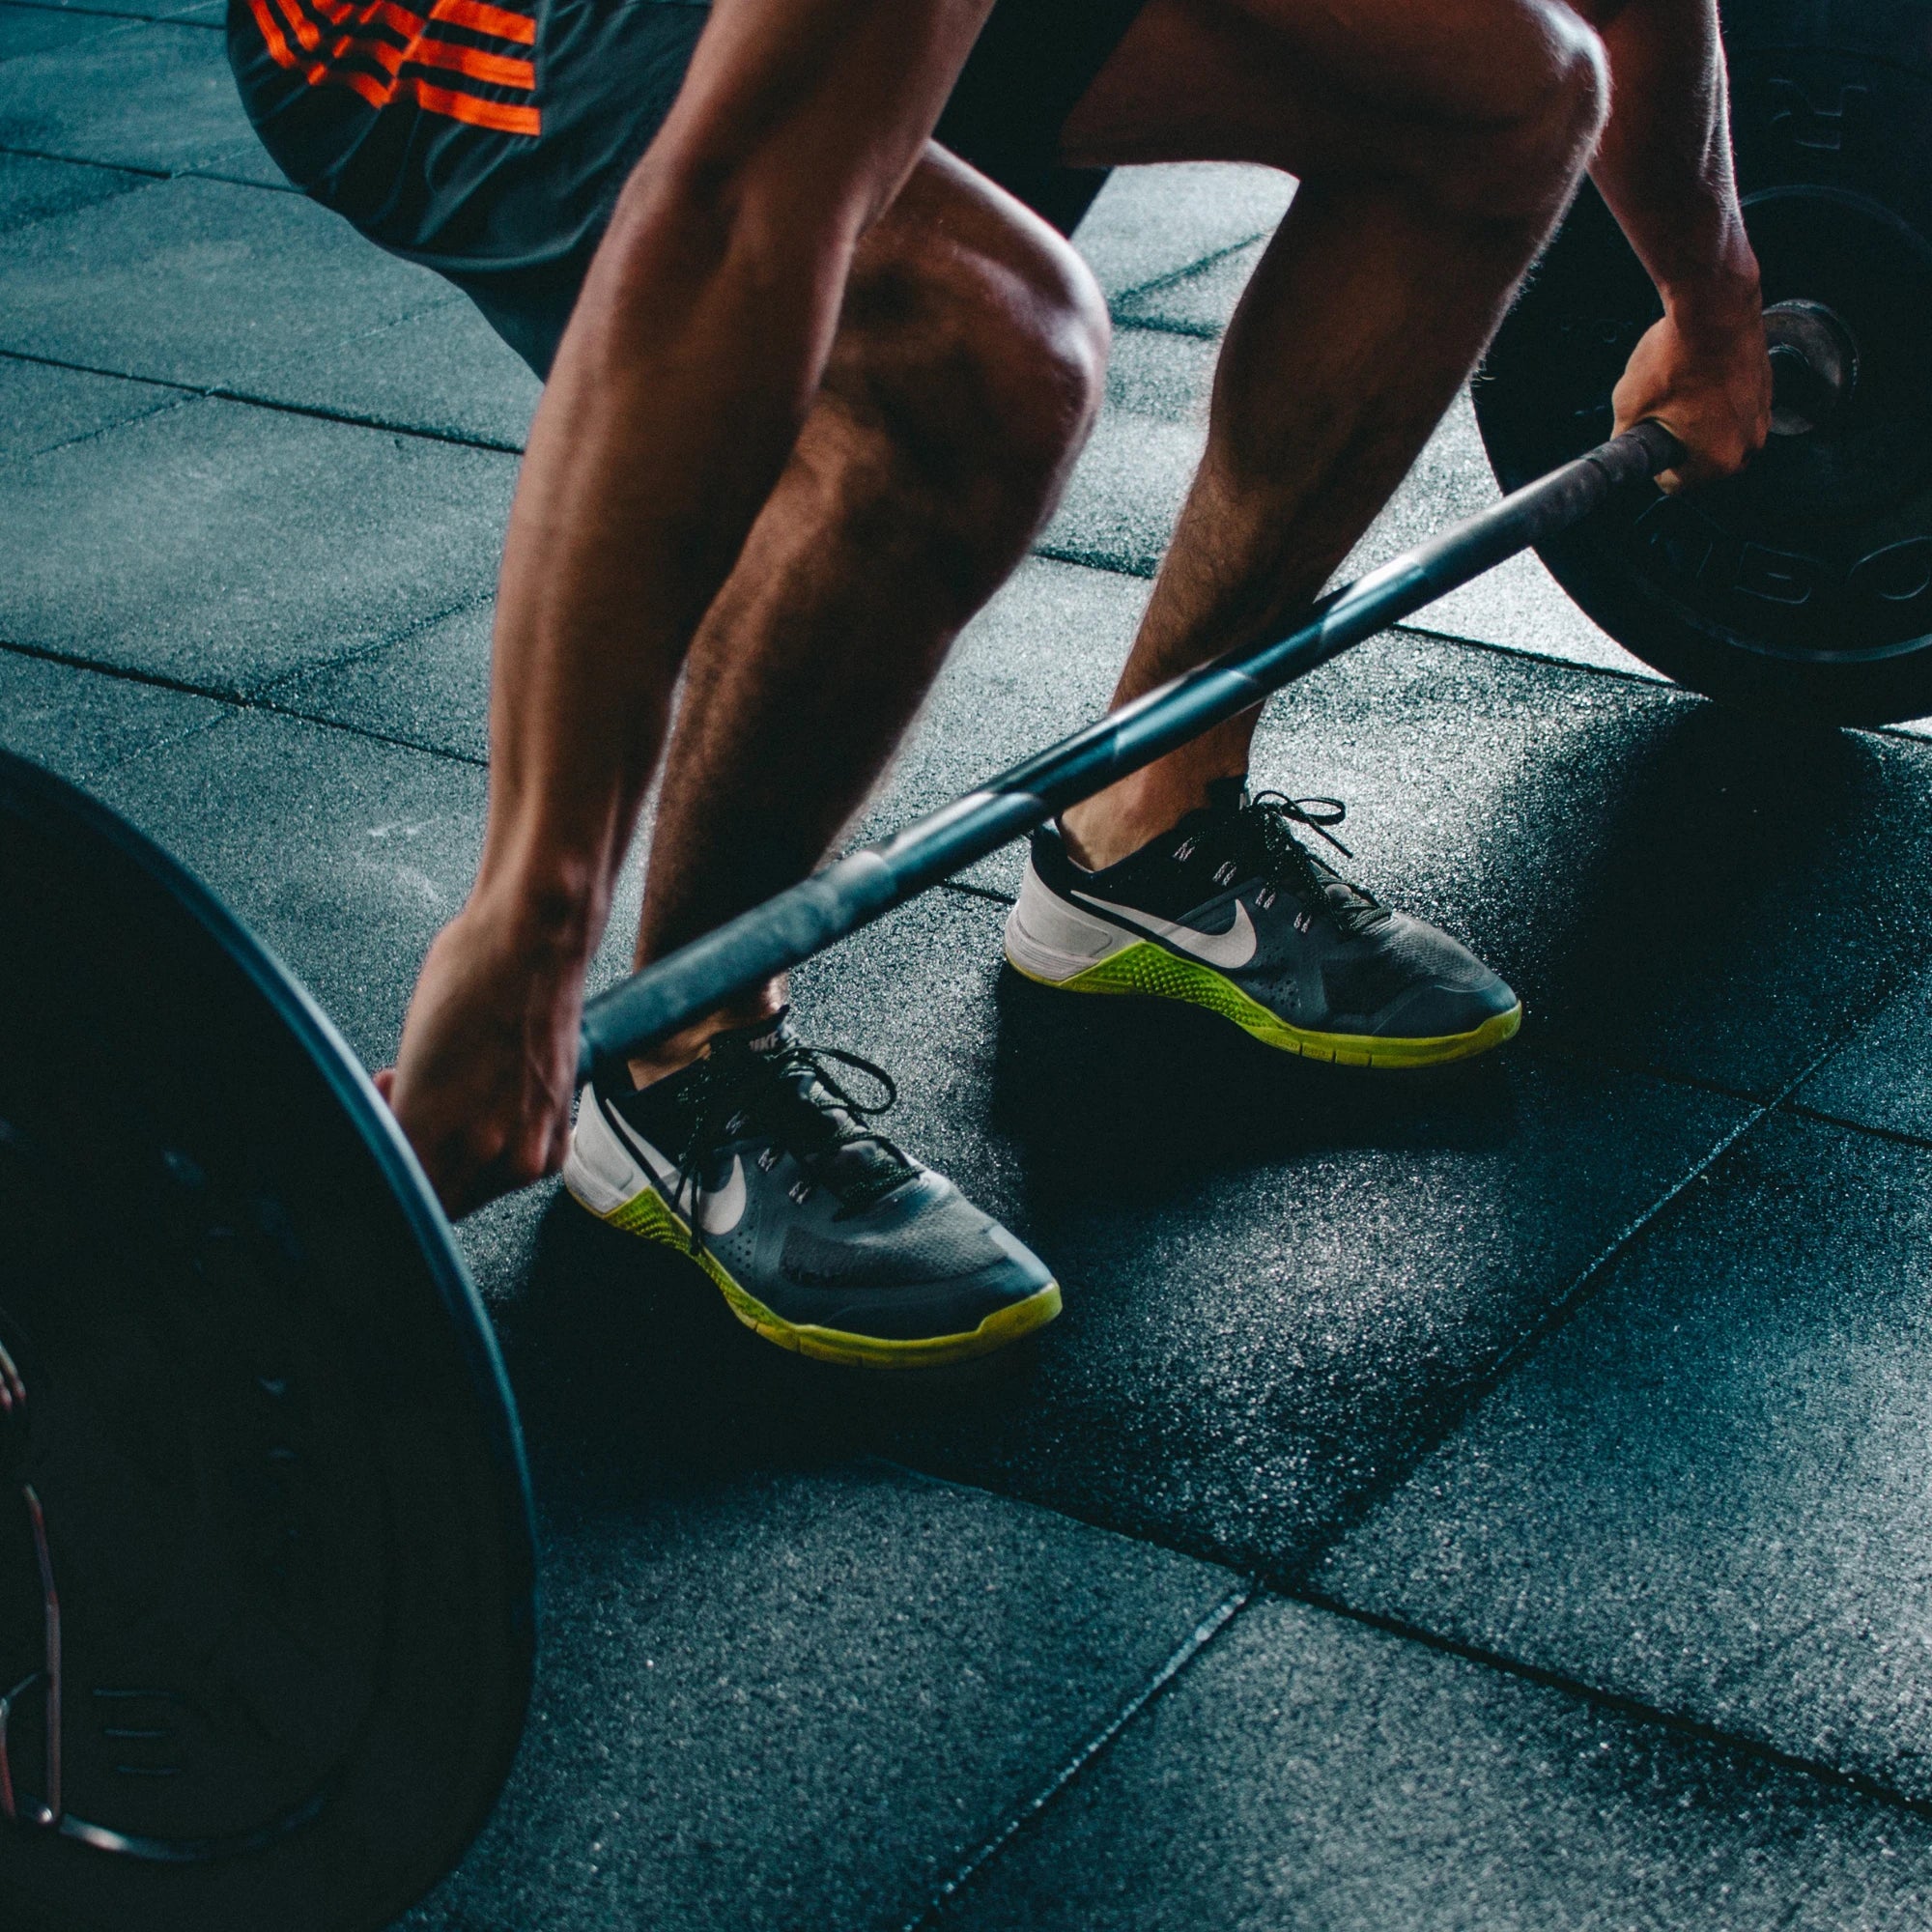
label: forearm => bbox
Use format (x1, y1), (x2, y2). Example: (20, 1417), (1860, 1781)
(1587, 0), (1757, 315)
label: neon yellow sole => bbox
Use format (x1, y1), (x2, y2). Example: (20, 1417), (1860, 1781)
(578, 1180), (1062, 1369)
(1011, 939), (1521, 1069)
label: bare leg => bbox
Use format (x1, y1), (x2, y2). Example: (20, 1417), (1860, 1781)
(1055, 0), (1609, 866)
(619, 151), (1105, 1083)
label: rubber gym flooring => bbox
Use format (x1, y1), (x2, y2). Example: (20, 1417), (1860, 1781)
(8, 12), (1932, 1926)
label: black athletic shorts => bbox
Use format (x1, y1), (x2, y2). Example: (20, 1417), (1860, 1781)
(229, 0), (1145, 377)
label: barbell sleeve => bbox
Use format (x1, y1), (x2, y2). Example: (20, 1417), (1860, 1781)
(578, 416), (1683, 1077)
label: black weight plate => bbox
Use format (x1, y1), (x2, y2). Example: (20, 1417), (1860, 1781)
(0, 751), (535, 1932)
(1473, 0), (1932, 724)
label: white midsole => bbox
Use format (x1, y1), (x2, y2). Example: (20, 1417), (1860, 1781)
(561, 1085), (655, 1216)
(1003, 859), (1138, 984)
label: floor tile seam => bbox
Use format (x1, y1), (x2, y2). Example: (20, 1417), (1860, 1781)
(1104, 310), (1222, 342)
(249, 583), (498, 701)
(1287, 1581), (1932, 1827)
(1030, 537), (1158, 581)
(1283, 1008), (1895, 1591)
(1389, 621), (1932, 746)
(0, 631), (494, 770)
(898, 1578), (1259, 1930)
(81, 697), (241, 780)
(1780, 1098), (1932, 1156)
(0, 345), (525, 455)
(178, 163), (300, 189)
(0, 141), (291, 187)
(26, 383), (197, 459)
(0, 630), (242, 704)
(1385, 617), (1668, 691)
(0, 141), (160, 182)
(0, 0), (213, 15)
(1528, 1036), (1775, 1107)
(1104, 228), (1273, 307)
(246, 693), (490, 765)
(186, 377), (524, 451)
(931, 876), (1013, 908)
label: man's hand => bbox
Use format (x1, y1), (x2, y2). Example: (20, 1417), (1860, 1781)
(380, 903), (587, 1217)
(1611, 277), (1772, 492)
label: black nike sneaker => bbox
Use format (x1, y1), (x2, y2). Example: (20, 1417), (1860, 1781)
(1004, 779), (1520, 1067)
(562, 1014), (1060, 1368)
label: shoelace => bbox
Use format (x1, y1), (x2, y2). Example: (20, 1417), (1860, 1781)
(667, 1040), (913, 1254)
(1244, 791), (1390, 935)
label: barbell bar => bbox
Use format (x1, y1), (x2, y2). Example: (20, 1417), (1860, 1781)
(579, 416), (1686, 1075)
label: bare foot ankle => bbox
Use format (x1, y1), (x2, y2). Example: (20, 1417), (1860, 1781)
(626, 992), (787, 1091)
(1061, 768), (1241, 871)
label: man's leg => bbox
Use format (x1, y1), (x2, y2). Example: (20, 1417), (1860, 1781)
(620, 147), (1107, 1085)
(1056, 0), (1608, 862)
(999, 0), (1602, 1069)
(549, 151), (1107, 1365)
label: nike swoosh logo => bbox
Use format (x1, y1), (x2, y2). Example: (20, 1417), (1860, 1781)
(604, 1107), (749, 1236)
(1073, 892), (1259, 969)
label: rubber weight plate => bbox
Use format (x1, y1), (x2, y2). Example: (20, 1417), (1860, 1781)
(1474, 0), (1932, 724)
(0, 752), (535, 1932)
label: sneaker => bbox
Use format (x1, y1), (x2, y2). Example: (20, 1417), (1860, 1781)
(562, 1014), (1060, 1367)
(1004, 779), (1520, 1068)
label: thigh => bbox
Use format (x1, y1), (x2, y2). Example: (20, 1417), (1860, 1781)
(1061, 0), (1577, 175)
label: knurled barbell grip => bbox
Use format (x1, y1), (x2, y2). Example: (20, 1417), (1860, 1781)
(578, 417), (1684, 1077)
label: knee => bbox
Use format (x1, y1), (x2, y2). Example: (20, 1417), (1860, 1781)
(837, 215), (1109, 525)
(1422, 2), (1608, 225)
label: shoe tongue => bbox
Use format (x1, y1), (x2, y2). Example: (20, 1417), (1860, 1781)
(703, 1009), (796, 1061)
(709, 1016), (916, 1208)
(1203, 775), (1249, 817)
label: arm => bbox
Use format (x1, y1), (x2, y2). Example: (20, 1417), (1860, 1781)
(389, 0), (993, 1210)
(1577, 0), (1771, 486)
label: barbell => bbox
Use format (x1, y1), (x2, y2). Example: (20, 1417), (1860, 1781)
(3, 2), (1927, 1918)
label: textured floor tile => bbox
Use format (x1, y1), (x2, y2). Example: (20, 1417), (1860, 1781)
(0, 354), (179, 455)
(0, 393), (514, 693)
(0, 19), (281, 181)
(0, 645), (233, 779)
(849, 556), (1151, 886)
(399, 1463), (1233, 1932)
(0, 148), (142, 233)
(1101, 323), (1214, 426)
(1073, 161), (1292, 301)
(275, 595), (497, 760)
(92, 706), (485, 1061)
(271, 289), (543, 446)
(1793, 962), (1932, 1143)
(1045, 349), (1645, 684)
(0, 0), (130, 61)
(1318, 1114), (1932, 1804)
(960, 1594), (1932, 1932)
(0, 175), (455, 396)
(1111, 234), (1265, 338)
(754, 888), (1743, 1576)
(1037, 405), (1203, 578)
(12, 0), (218, 17)
(282, 555), (1151, 829)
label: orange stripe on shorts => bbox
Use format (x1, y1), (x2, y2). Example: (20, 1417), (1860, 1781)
(243, 0), (301, 68)
(411, 37), (534, 88)
(411, 76), (540, 131)
(428, 0), (535, 46)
